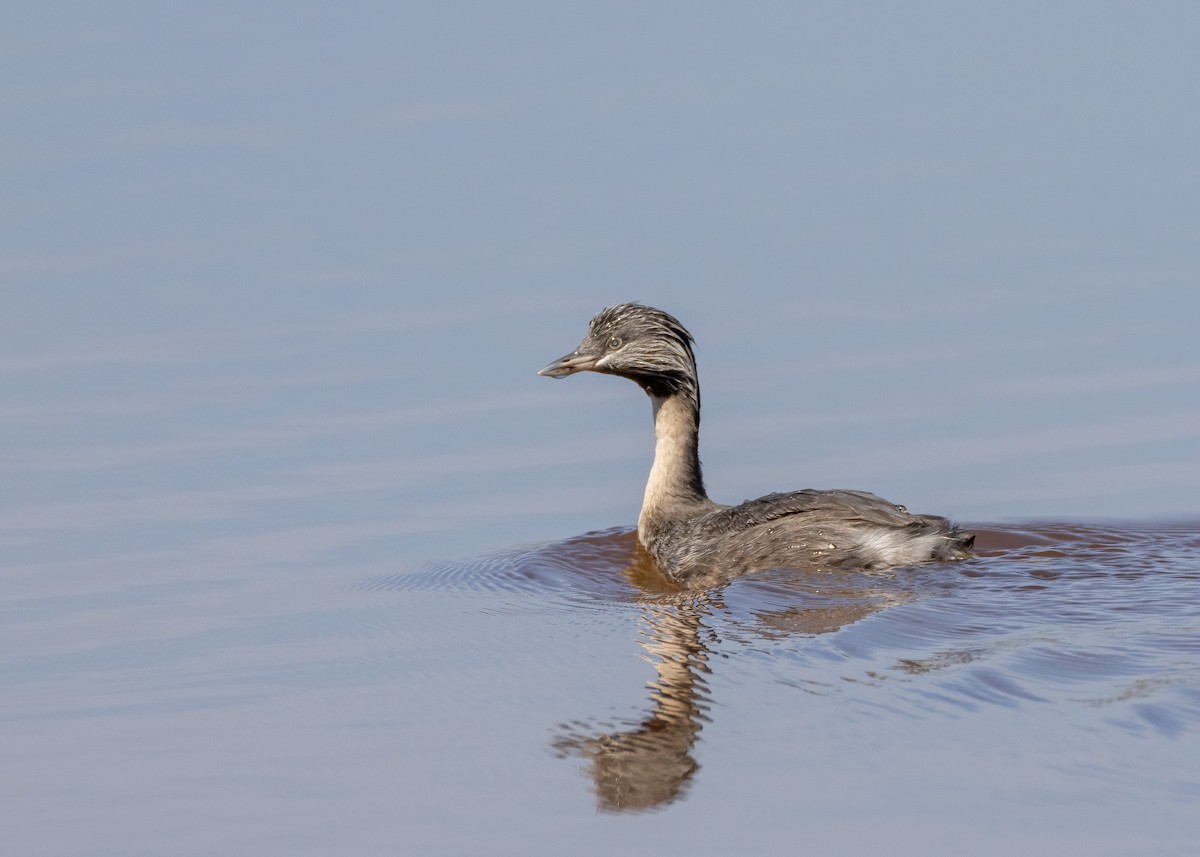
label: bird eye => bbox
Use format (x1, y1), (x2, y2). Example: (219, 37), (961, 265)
(608, 336), (624, 349)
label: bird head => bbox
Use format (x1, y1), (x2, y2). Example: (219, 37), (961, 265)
(538, 303), (699, 401)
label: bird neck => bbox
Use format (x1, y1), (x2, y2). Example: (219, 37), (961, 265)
(639, 393), (711, 537)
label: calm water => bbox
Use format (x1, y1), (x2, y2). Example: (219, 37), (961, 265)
(6, 5), (1200, 855)
(6, 510), (1199, 855)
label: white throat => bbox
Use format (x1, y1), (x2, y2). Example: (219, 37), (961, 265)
(639, 394), (706, 534)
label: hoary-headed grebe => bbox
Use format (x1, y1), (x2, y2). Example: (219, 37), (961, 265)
(539, 303), (973, 584)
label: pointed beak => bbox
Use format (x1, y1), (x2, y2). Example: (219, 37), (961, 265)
(537, 351), (600, 378)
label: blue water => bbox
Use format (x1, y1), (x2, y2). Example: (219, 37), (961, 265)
(3, 5), (1199, 855)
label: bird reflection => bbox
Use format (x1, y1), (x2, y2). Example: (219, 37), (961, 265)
(554, 544), (896, 813)
(553, 550), (711, 812)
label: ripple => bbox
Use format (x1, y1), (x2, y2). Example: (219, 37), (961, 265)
(353, 518), (1200, 816)
(361, 519), (1200, 646)
(356, 519), (1200, 726)
(357, 526), (643, 605)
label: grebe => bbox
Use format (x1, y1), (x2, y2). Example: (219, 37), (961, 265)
(539, 303), (973, 583)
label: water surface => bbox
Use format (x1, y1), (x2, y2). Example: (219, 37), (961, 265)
(10, 515), (1198, 856)
(5, 5), (1200, 855)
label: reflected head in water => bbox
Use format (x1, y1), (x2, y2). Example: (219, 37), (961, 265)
(555, 542), (898, 813)
(378, 523), (909, 814)
(556, 546), (712, 814)
(555, 588), (711, 813)
(539, 303), (974, 587)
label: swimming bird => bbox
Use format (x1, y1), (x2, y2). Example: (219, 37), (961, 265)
(538, 303), (974, 584)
